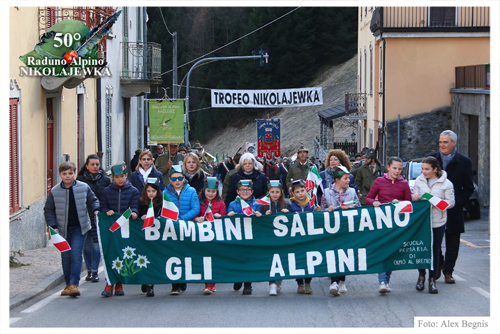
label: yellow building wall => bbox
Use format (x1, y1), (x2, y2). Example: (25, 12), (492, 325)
(385, 37), (490, 121)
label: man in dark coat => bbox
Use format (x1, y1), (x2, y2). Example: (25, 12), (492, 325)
(428, 130), (474, 284)
(219, 157), (234, 185)
(286, 145), (313, 191)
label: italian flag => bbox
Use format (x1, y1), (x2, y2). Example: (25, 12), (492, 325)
(256, 193), (271, 205)
(421, 193), (450, 211)
(110, 208), (132, 232)
(204, 203), (214, 222)
(306, 165), (322, 207)
(48, 226), (71, 252)
(142, 200), (155, 230)
(236, 196), (253, 216)
(392, 201), (413, 215)
(161, 192), (179, 220)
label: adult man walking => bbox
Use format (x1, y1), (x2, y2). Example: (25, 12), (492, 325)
(155, 144), (185, 183)
(428, 130), (474, 284)
(355, 149), (386, 205)
(286, 146), (313, 191)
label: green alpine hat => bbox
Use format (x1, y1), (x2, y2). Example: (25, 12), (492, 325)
(205, 177), (218, 190)
(111, 163), (127, 176)
(365, 149), (377, 159)
(237, 180), (253, 189)
(297, 145), (309, 153)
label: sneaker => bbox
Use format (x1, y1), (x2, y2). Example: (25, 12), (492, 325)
(203, 284), (213, 295)
(305, 283), (313, 294)
(339, 280), (347, 293)
(85, 271), (92, 281)
(243, 284), (252, 295)
(297, 284), (305, 294)
(91, 273), (99, 283)
(170, 287), (180, 295)
(210, 283), (217, 292)
(233, 282), (243, 291)
(269, 283), (278, 296)
(68, 284), (81, 297)
(146, 285), (155, 297)
(141, 284), (147, 293)
(101, 284), (113, 297)
(114, 282), (124, 296)
(61, 285), (71, 296)
(386, 283), (392, 293)
(379, 282), (388, 294)
(329, 282), (339, 296)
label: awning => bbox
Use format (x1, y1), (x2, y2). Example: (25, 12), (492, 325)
(317, 103), (345, 121)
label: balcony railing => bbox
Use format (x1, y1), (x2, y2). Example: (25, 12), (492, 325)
(371, 6), (490, 32)
(120, 42), (162, 81)
(345, 93), (367, 119)
(455, 64), (489, 90)
(38, 7), (116, 60)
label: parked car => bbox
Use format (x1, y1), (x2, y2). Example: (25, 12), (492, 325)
(403, 158), (480, 220)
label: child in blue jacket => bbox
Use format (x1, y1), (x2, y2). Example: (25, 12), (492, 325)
(100, 163), (140, 297)
(163, 165), (200, 295)
(227, 180), (262, 295)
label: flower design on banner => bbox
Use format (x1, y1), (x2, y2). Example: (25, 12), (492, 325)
(134, 255), (150, 269)
(111, 246), (149, 277)
(111, 258), (123, 274)
(122, 246), (136, 259)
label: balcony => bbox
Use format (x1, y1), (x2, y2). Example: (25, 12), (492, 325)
(120, 42), (163, 98)
(345, 93), (367, 120)
(370, 7), (490, 34)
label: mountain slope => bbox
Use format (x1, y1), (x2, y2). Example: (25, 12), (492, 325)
(200, 55), (357, 159)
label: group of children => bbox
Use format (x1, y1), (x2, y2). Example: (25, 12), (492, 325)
(45, 152), (454, 299)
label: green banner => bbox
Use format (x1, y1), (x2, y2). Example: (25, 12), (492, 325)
(97, 201), (432, 285)
(148, 99), (184, 144)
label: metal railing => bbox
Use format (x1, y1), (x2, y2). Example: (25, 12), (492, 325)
(120, 42), (162, 80)
(345, 93), (367, 118)
(372, 6), (489, 30)
(455, 64), (488, 89)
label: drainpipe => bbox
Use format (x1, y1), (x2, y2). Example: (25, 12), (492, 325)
(96, 78), (103, 162)
(398, 114), (400, 157)
(381, 33), (387, 165)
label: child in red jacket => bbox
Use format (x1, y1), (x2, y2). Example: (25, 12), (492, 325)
(195, 177), (227, 295)
(365, 156), (411, 294)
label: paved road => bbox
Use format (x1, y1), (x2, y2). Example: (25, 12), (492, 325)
(9, 210), (492, 329)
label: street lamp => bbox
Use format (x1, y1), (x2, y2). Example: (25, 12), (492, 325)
(351, 131), (356, 142)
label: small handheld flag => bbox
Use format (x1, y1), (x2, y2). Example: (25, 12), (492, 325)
(110, 208), (132, 232)
(256, 193), (271, 205)
(236, 196), (254, 216)
(421, 193), (450, 211)
(342, 199), (358, 206)
(162, 192), (179, 220)
(204, 203), (214, 222)
(142, 200), (155, 230)
(48, 226), (71, 252)
(391, 201), (413, 215)
(306, 165), (323, 207)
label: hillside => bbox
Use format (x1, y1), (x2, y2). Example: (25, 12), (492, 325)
(200, 55), (358, 159)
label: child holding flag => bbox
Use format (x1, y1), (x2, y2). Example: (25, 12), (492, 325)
(258, 180), (290, 296)
(100, 163), (140, 297)
(412, 156), (455, 294)
(365, 156), (411, 294)
(227, 180), (262, 295)
(138, 178), (163, 297)
(44, 162), (100, 297)
(163, 165), (200, 295)
(195, 177), (227, 294)
(320, 166), (360, 296)
(288, 180), (320, 294)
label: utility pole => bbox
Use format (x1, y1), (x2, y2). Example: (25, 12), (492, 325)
(184, 53), (269, 143)
(172, 31), (178, 99)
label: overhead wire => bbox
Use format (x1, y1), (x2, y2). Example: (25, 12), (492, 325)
(158, 7), (174, 36)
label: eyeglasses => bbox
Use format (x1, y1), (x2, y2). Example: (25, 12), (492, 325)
(171, 176), (184, 181)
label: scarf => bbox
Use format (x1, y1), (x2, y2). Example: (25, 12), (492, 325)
(440, 146), (457, 170)
(83, 170), (103, 181)
(139, 166), (152, 183)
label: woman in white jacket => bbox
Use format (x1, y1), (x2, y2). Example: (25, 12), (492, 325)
(412, 157), (455, 294)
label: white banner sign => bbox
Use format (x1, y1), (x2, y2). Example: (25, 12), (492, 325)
(211, 87), (323, 108)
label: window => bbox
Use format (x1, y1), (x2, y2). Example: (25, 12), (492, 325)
(379, 44), (383, 91)
(137, 8), (142, 42)
(429, 7), (457, 27)
(105, 93), (113, 170)
(360, 7), (363, 21)
(359, 49), (362, 93)
(10, 98), (20, 214)
(364, 46), (367, 95)
(122, 7), (129, 78)
(137, 100), (142, 149)
(369, 42), (373, 96)
(365, 7), (367, 16)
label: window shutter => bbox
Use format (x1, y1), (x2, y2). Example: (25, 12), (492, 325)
(9, 98), (20, 214)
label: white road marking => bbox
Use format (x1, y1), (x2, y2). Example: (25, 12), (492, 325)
(471, 287), (490, 298)
(10, 318), (21, 325)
